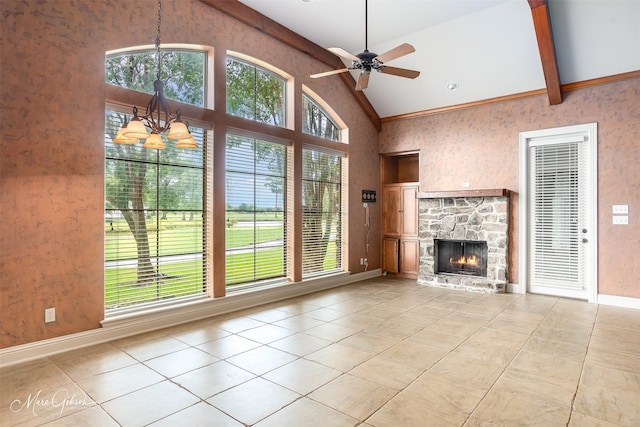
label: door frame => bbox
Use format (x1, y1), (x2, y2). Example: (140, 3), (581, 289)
(518, 123), (598, 302)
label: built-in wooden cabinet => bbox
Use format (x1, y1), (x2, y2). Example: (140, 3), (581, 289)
(382, 182), (419, 278)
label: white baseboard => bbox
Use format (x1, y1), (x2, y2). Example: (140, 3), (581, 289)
(597, 294), (640, 310)
(0, 270), (381, 368)
(506, 283), (524, 294)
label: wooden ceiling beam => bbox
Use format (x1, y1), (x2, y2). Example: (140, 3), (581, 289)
(197, 0), (381, 130)
(528, 0), (562, 105)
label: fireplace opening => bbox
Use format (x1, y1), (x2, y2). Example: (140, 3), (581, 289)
(435, 239), (488, 277)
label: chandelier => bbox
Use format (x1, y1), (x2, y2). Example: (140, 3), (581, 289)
(113, 0), (196, 149)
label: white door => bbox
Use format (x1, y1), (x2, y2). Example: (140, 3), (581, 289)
(519, 123), (597, 301)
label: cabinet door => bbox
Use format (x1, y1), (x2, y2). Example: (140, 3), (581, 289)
(400, 239), (419, 276)
(383, 238), (399, 273)
(383, 186), (402, 235)
(401, 185), (418, 236)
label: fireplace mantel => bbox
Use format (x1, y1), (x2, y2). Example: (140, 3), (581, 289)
(416, 188), (510, 199)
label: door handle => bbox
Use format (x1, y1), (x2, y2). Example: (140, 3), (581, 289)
(582, 238), (588, 243)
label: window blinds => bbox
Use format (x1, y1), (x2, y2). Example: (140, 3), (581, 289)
(529, 138), (587, 290)
(105, 110), (207, 311)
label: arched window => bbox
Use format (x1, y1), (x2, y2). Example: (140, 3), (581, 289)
(302, 93), (341, 142)
(226, 56), (286, 127)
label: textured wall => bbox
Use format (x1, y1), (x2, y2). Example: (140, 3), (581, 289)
(380, 79), (640, 298)
(0, 0), (380, 348)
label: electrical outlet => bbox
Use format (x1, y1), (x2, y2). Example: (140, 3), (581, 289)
(45, 307), (56, 323)
(363, 258), (368, 265)
(613, 216), (628, 225)
(462, 182), (470, 188)
(612, 205), (629, 214)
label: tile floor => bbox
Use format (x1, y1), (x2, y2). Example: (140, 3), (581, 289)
(2, 277), (640, 426)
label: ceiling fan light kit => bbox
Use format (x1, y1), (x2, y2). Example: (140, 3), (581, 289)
(310, 0), (420, 90)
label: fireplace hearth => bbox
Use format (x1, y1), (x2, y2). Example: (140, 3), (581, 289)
(417, 189), (510, 293)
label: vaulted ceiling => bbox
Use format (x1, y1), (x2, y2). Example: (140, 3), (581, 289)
(204, 0), (640, 122)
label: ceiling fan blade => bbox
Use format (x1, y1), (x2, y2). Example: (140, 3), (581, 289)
(327, 47), (360, 62)
(355, 73), (370, 91)
(380, 66), (420, 79)
(375, 43), (415, 64)
(310, 68), (350, 79)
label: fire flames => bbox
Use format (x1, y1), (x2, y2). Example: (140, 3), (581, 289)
(449, 255), (478, 266)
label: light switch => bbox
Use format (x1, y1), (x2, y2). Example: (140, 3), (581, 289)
(613, 216), (629, 225)
(612, 205), (629, 214)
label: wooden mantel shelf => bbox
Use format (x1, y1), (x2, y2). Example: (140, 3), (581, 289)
(416, 189), (510, 199)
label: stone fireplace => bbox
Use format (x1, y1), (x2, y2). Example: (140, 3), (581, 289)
(417, 189), (509, 293)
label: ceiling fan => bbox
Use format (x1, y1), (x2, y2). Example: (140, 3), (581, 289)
(310, 0), (420, 91)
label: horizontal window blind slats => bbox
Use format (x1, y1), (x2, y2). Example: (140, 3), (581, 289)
(105, 110), (207, 311)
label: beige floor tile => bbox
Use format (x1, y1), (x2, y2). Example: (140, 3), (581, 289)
(40, 406), (119, 427)
(226, 345), (297, 375)
(364, 315), (426, 338)
(568, 411), (625, 427)
(304, 307), (347, 322)
(591, 323), (640, 344)
(403, 371), (486, 418)
(0, 358), (73, 407)
(212, 316), (266, 333)
(49, 343), (137, 382)
(245, 307), (293, 323)
(406, 328), (466, 351)
(309, 374), (397, 421)
(585, 347), (640, 374)
(237, 323), (295, 344)
(172, 360), (255, 399)
(366, 392), (458, 427)
(195, 334), (262, 359)
(305, 342), (374, 372)
(102, 380), (198, 426)
(431, 317), (484, 338)
(339, 331), (402, 353)
(254, 397), (359, 427)
(77, 363), (163, 403)
(166, 325), (231, 346)
(431, 353), (505, 390)
(504, 350), (583, 387)
(407, 304), (453, 321)
(379, 340), (448, 371)
(114, 335), (190, 361)
(263, 358), (341, 395)
(147, 402), (243, 427)
(573, 383), (640, 425)
(588, 334), (640, 357)
(579, 363), (640, 393)
(303, 322), (360, 342)
(539, 315), (595, 333)
(268, 332), (332, 356)
(206, 377), (299, 425)
(272, 314), (326, 332)
(492, 374), (576, 408)
(349, 355), (423, 390)
(144, 347), (218, 378)
(532, 325), (593, 347)
(472, 387), (571, 426)
(522, 335), (588, 362)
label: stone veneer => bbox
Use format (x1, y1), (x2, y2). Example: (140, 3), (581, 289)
(417, 191), (509, 293)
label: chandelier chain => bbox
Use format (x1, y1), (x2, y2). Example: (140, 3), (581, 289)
(155, 0), (162, 80)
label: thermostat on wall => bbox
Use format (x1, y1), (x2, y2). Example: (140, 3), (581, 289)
(362, 190), (376, 203)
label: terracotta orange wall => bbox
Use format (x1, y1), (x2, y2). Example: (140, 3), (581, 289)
(0, 0), (379, 348)
(380, 79), (640, 298)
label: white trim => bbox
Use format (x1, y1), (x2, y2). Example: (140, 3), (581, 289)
(597, 294), (640, 310)
(506, 282), (523, 294)
(519, 123), (598, 302)
(0, 270), (380, 368)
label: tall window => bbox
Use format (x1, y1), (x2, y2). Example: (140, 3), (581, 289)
(302, 148), (344, 276)
(105, 48), (207, 311)
(104, 111), (206, 310)
(226, 57), (286, 126)
(225, 135), (288, 287)
(302, 93), (340, 141)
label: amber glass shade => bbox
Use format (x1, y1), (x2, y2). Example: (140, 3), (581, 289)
(142, 133), (166, 149)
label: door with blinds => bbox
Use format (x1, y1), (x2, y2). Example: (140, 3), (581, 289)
(519, 123), (597, 301)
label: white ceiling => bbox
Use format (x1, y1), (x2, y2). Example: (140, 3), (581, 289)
(238, 0), (640, 118)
